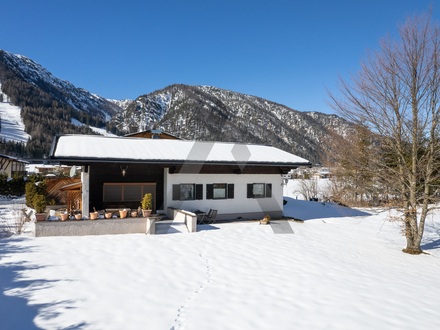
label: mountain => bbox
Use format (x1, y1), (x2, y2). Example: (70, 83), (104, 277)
(0, 50), (352, 163)
(108, 99), (133, 111)
(109, 84), (352, 163)
(0, 50), (121, 120)
(0, 50), (125, 158)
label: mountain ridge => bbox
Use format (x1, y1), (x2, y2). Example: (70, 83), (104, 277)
(109, 84), (352, 163)
(0, 50), (352, 162)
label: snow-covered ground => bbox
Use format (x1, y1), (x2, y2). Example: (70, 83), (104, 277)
(0, 185), (439, 329)
(71, 118), (117, 137)
(0, 85), (31, 144)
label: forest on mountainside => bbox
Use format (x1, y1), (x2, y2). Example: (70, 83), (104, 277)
(0, 50), (122, 158)
(0, 48), (352, 163)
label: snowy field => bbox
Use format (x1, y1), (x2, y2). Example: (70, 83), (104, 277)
(0, 181), (440, 329)
(0, 95), (30, 144)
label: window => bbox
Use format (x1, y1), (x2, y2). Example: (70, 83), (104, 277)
(173, 184), (203, 201)
(206, 184), (234, 200)
(247, 183), (272, 198)
(181, 184), (195, 200)
(103, 183), (156, 203)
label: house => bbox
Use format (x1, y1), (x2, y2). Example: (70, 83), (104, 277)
(0, 154), (27, 177)
(49, 135), (312, 220)
(311, 167), (332, 179)
(27, 164), (78, 175)
(125, 129), (183, 140)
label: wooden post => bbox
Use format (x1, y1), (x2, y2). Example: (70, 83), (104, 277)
(81, 166), (90, 217)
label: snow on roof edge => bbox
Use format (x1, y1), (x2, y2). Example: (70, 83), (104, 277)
(50, 134), (312, 166)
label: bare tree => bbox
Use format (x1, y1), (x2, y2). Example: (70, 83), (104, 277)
(328, 11), (440, 254)
(296, 178), (320, 201)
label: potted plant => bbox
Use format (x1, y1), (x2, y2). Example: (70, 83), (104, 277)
(131, 210), (138, 217)
(141, 193), (153, 217)
(74, 211), (82, 220)
(119, 209), (128, 219)
(33, 195), (47, 221)
(90, 207), (98, 220)
(60, 212), (69, 221)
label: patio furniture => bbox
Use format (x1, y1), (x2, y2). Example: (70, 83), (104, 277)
(194, 210), (206, 224)
(202, 209), (218, 224)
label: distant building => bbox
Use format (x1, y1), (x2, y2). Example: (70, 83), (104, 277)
(27, 164), (80, 176)
(0, 154), (27, 177)
(312, 167), (332, 179)
(124, 130), (182, 140)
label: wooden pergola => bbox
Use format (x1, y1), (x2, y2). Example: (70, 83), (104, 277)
(59, 181), (82, 211)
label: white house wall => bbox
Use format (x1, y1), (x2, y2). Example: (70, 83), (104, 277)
(164, 168), (284, 220)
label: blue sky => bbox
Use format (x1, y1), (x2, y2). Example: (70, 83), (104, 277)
(1, 0), (438, 114)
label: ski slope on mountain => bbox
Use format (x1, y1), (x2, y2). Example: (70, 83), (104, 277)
(0, 90), (30, 144)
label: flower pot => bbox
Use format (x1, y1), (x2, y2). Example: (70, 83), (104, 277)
(105, 212), (113, 219)
(142, 209), (152, 217)
(90, 212), (98, 220)
(131, 211), (138, 218)
(119, 210), (128, 219)
(260, 220), (269, 225)
(35, 213), (46, 221)
(74, 214), (82, 220)
(60, 213), (69, 221)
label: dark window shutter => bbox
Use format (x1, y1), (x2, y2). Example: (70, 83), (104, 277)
(266, 183), (272, 198)
(227, 184), (234, 199)
(206, 184), (214, 199)
(247, 184), (253, 198)
(172, 185), (180, 201)
(195, 184), (203, 200)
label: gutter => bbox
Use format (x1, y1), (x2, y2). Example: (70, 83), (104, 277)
(49, 157), (312, 168)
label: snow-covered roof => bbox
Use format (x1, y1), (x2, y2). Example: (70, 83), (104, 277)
(0, 154), (18, 160)
(0, 154), (28, 163)
(49, 135), (311, 167)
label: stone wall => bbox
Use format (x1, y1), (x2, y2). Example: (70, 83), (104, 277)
(35, 218), (153, 237)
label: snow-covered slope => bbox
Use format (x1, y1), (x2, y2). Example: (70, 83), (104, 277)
(107, 99), (133, 111)
(0, 84), (30, 144)
(110, 92), (171, 132)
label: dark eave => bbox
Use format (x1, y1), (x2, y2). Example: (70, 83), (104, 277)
(49, 156), (312, 168)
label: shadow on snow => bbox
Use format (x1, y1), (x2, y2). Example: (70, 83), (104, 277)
(421, 237), (440, 251)
(0, 237), (86, 329)
(283, 197), (371, 221)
